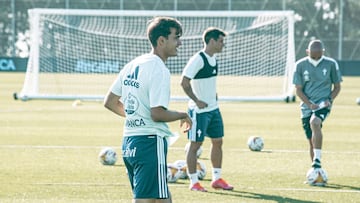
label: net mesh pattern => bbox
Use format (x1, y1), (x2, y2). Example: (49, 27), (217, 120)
(21, 10), (294, 100)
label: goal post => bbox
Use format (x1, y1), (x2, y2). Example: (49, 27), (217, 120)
(16, 9), (296, 102)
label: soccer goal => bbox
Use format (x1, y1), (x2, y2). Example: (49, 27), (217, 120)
(15, 9), (296, 102)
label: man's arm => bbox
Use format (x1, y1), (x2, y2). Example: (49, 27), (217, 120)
(295, 85), (317, 110)
(104, 92), (125, 117)
(180, 76), (208, 108)
(330, 82), (341, 102)
(151, 106), (192, 132)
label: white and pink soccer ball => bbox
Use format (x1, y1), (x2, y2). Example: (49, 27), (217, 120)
(306, 168), (328, 186)
(247, 136), (264, 151)
(98, 147), (117, 165)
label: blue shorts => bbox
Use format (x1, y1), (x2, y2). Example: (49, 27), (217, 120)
(188, 108), (224, 142)
(122, 135), (169, 199)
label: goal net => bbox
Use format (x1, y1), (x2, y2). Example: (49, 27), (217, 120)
(17, 9), (295, 102)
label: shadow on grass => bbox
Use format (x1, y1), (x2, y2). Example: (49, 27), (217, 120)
(100, 163), (124, 167)
(209, 190), (321, 203)
(326, 183), (360, 191)
(259, 150), (274, 153)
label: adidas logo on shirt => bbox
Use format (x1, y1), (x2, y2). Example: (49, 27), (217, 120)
(124, 66), (140, 88)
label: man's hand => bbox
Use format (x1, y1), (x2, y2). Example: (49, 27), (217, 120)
(309, 103), (318, 110)
(310, 100), (331, 111)
(195, 100), (208, 109)
(180, 114), (192, 133)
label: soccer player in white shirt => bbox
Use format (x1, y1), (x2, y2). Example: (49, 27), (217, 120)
(181, 27), (233, 192)
(104, 17), (192, 203)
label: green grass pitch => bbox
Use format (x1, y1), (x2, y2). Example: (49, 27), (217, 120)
(1, 73), (360, 202)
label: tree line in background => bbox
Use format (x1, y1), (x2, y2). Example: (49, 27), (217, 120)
(0, 0), (359, 60)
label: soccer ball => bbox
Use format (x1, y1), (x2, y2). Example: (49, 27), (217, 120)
(196, 161), (206, 180)
(98, 147), (117, 165)
(184, 142), (203, 158)
(167, 163), (182, 183)
(247, 136), (264, 151)
(306, 168), (328, 186)
(173, 160), (188, 179)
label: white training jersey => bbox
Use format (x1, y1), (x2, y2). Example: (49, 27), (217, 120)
(110, 53), (172, 138)
(182, 50), (218, 113)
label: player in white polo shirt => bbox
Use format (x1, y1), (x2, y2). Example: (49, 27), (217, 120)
(104, 17), (192, 203)
(181, 27), (233, 192)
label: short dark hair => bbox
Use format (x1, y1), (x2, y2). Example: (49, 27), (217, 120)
(308, 39), (325, 52)
(147, 16), (183, 47)
(202, 27), (227, 44)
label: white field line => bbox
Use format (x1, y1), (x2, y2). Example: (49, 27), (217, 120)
(266, 187), (360, 193)
(30, 182), (187, 187)
(0, 145), (360, 154)
(31, 182), (127, 186)
(0, 105), (101, 113)
(0, 145), (114, 149)
(28, 182), (360, 194)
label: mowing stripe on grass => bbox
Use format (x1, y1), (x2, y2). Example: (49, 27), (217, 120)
(267, 187), (360, 193)
(1, 145), (360, 154)
(32, 182), (127, 187)
(29, 182), (360, 194)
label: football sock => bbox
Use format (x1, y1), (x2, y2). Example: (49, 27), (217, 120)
(189, 173), (199, 185)
(212, 168), (221, 181)
(313, 149), (321, 161)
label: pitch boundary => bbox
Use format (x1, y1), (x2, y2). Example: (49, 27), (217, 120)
(29, 182), (360, 194)
(1, 145), (360, 155)
(32, 182), (127, 187)
(267, 187), (360, 193)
